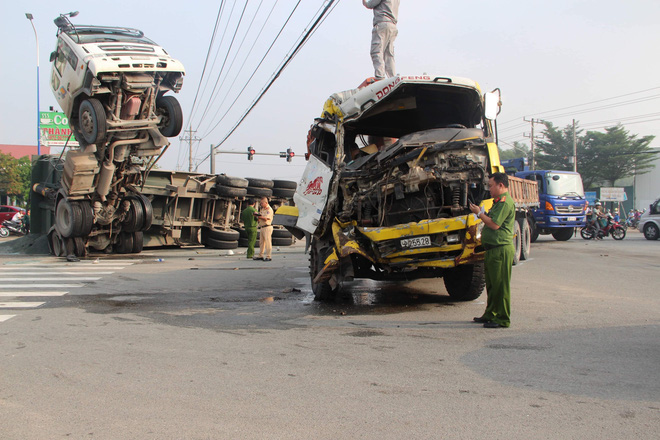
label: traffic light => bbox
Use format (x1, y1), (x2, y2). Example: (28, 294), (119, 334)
(247, 146), (255, 161)
(286, 148), (294, 163)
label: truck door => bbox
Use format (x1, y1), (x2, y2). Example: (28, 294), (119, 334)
(293, 155), (333, 234)
(50, 38), (81, 116)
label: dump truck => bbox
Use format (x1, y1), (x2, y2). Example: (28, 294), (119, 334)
(43, 14), (185, 254)
(275, 75), (538, 301)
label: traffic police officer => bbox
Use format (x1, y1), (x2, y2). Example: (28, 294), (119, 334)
(469, 172), (516, 328)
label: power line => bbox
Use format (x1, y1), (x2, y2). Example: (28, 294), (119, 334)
(196, 0), (338, 170)
(198, 0), (304, 139)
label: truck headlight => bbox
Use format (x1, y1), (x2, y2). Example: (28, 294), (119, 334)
(446, 233), (461, 244)
(550, 217), (559, 223)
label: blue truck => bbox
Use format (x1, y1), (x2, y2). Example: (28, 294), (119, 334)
(502, 158), (587, 241)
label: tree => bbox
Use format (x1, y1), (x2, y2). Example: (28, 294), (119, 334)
(0, 153), (31, 204)
(499, 141), (531, 161)
(582, 124), (657, 186)
(534, 122), (583, 172)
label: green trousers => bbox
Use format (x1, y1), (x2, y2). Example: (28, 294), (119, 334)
(482, 244), (513, 327)
(246, 228), (258, 258)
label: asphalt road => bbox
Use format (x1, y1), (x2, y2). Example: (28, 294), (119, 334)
(0, 230), (659, 439)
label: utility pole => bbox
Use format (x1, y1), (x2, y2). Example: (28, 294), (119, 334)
(210, 144), (215, 174)
(523, 118), (546, 170)
(179, 128), (202, 172)
(572, 119), (577, 172)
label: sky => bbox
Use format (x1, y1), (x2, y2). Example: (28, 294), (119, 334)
(2, 0), (659, 181)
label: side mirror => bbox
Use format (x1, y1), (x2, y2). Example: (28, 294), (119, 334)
(484, 89), (502, 120)
(50, 51), (57, 62)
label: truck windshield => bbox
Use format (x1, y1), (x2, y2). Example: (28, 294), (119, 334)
(546, 173), (584, 197)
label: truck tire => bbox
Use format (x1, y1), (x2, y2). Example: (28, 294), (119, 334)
(310, 240), (339, 301)
(78, 98), (107, 144)
(272, 180), (297, 189)
(202, 236), (239, 250)
(238, 238), (259, 247)
(78, 200), (94, 236)
(512, 220), (521, 266)
(215, 175), (249, 188)
(272, 188), (296, 199)
(56, 199), (82, 238)
(519, 217), (531, 261)
(643, 223), (659, 240)
(246, 178), (274, 189)
(443, 263), (485, 301)
(123, 197), (145, 233)
(214, 185), (247, 198)
(156, 96), (183, 138)
(552, 227), (574, 241)
(272, 236), (294, 247)
(73, 237), (87, 257)
(272, 228), (292, 239)
(132, 231), (144, 253)
(530, 224), (540, 243)
(136, 194), (153, 231)
(201, 227), (240, 242)
(247, 186), (273, 198)
(115, 232), (134, 254)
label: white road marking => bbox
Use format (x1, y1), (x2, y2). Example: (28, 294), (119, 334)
(0, 271), (116, 275)
(0, 277), (101, 281)
(0, 302), (45, 308)
(0, 291), (69, 297)
(0, 284), (83, 289)
(0, 315), (16, 322)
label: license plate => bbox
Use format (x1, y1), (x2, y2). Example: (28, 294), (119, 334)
(567, 217), (577, 221)
(400, 236), (431, 249)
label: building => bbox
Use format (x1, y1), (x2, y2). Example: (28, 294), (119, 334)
(634, 147), (660, 211)
(0, 144), (51, 159)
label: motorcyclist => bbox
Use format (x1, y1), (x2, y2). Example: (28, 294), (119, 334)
(590, 202), (607, 238)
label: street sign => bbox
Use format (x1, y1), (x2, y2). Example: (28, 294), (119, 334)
(585, 191), (597, 205)
(600, 187), (625, 202)
(40, 110), (79, 147)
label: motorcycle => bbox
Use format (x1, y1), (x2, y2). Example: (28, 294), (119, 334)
(0, 219), (27, 238)
(580, 215), (626, 240)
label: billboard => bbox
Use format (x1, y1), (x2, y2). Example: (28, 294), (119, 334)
(600, 187), (626, 202)
(40, 111), (79, 147)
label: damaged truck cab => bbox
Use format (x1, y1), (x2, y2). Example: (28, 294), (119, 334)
(276, 75), (509, 301)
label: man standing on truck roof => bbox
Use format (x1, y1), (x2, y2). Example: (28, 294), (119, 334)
(469, 173), (516, 328)
(241, 199), (258, 260)
(255, 197), (274, 262)
(363, 0), (400, 79)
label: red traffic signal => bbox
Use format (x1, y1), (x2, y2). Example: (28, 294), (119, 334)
(286, 148), (294, 162)
(247, 146), (255, 161)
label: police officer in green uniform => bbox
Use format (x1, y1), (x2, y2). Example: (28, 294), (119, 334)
(240, 199), (258, 259)
(469, 172), (516, 328)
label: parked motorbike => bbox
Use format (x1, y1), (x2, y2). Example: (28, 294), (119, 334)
(0, 219), (26, 238)
(580, 215), (626, 240)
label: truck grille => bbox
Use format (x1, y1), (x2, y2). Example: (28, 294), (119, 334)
(555, 205), (583, 214)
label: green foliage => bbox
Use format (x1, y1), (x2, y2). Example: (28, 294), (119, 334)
(534, 122), (657, 188)
(0, 153), (31, 204)
(499, 141), (531, 161)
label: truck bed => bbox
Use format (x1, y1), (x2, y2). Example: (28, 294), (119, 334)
(508, 176), (539, 209)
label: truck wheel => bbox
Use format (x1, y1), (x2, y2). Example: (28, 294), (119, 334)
(519, 218), (531, 261)
(78, 98), (107, 144)
(310, 240), (338, 301)
(216, 175), (249, 188)
(73, 237), (87, 257)
(201, 236), (239, 249)
(56, 199), (82, 238)
(201, 227), (240, 242)
(272, 188), (296, 199)
(156, 96), (183, 138)
(530, 225), (540, 243)
(272, 236), (294, 247)
(214, 185), (248, 198)
(132, 231), (144, 253)
(246, 178), (274, 189)
(246, 186), (273, 198)
(115, 232), (134, 254)
(272, 180), (297, 189)
(644, 223), (659, 240)
(78, 200), (94, 236)
(123, 197), (145, 232)
(443, 263), (485, 301)
(552, 227), (574, 241)
(512, 220), (521, 266)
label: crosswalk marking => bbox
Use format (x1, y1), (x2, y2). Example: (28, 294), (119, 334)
(0, 291), (69, 297)
(0, 302), (45, 308)
(0, 277), (101, 281)
(0, 271), (115, 275)
(0, 283), (84, 289)
(0, 259), (143, 324)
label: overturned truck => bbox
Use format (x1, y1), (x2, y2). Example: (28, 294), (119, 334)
(276, 75), (537, 301)
(43, 15), (185, 254)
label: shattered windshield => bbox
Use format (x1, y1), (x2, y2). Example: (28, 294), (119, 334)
(546, 173), (584, 197)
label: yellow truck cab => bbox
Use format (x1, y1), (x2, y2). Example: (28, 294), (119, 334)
(275, 75), (529, 301)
